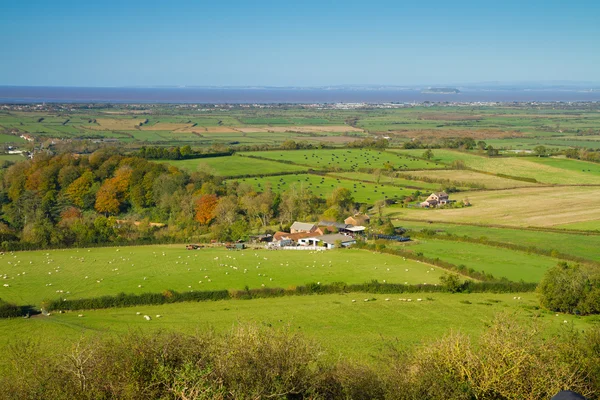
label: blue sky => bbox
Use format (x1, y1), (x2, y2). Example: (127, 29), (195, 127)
(1, 0), (598, 87)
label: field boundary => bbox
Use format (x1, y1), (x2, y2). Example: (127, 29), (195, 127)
(42, 280), (537, 313)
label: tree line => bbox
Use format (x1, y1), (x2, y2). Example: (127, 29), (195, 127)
(0, 148), (362, 248)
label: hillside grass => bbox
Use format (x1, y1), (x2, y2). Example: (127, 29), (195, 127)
(0, 291), (587, 365)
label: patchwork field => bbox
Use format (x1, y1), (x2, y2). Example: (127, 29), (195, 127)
(390, 149), (600, 184)
(394, 221), (600, 262)
(387, 186), (600, 228)
(162, 155), (308, 176)
(235, 173), (413, 202)
(242, 149), (447, 171)
(0, 246), (450, 307)
(393, 239), (562, 282)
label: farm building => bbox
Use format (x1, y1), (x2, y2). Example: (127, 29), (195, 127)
(344, 213), (370, 226)
(290, 221), (318, 233)
(420, 192), (450, 208)
(298, 233), (356, 249)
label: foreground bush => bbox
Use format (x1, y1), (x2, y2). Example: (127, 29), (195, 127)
(1, 315), (599, 400)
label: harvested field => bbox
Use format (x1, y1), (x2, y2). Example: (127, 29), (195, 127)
(388, 186), (600, 228)
(399, 170), (540, 189)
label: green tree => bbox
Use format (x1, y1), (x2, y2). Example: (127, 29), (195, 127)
(422, 149), (434, 160)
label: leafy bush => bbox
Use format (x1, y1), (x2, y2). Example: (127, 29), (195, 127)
(538, 262), (600, 314)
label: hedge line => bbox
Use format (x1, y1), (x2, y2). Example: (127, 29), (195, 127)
(46, 289), (229, 312)
(43, 280), (536, 312)
(0, 299), (22, 318)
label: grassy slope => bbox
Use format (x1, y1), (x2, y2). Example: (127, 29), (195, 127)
(0, 246), (450, 306)
(395, 221), (600, 262)
(0, 292), (588, 364)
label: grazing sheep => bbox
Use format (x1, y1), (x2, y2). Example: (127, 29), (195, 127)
(144, 315), (151, 321)
(78, 314), (83, 317)
(156, 315), (161, 318)
(417, 298), (422, 302)
(136, 312), (141, 315)
(352, 300), (356, 303)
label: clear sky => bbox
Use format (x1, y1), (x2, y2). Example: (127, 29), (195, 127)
(1, 0), (598, 87)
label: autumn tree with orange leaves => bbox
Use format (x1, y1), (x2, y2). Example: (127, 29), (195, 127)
(194, 194), (218, 225)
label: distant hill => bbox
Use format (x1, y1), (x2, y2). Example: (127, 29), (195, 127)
(421, 87), (461, 94)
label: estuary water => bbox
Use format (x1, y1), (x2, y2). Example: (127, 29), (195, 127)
(1, 86), (600, 104)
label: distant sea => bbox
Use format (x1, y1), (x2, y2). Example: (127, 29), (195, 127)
(1, 86), (600, 104)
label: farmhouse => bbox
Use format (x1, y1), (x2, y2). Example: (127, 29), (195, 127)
(344, 213), (370, 226)
(290, 221), (318, 233)
(420, 192), (450, 208)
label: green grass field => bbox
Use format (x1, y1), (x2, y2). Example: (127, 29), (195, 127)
(0, 246), (450, 306)
(0, 291), (588, 364)
(162, 155), (308, 176)
(242, 149), (447, 171)
(395, 221), (600, 262)
(235, 173), (413, 202)
(392, 239), (561, 282)
(554, 220), (600, 231)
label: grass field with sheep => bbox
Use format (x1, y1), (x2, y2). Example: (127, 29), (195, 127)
(241, 149), (448, 171)
(0, 291), (588, 366)
(0, 246), (452, 307)
(234, 173), (415, 202)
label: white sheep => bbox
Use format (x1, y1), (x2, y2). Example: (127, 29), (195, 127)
(144, 315), (151, 321)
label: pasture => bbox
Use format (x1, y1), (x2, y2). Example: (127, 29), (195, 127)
(392, 239), (561, 282)
(0, 291), (585, 364)
(394, 221), (600, 262)
(235, 173), (413, 202)
(388, 186), (600, 228)
(162, 154), (307, 176)
(0, 246), (450, 307)
(241, 149), (447, 171)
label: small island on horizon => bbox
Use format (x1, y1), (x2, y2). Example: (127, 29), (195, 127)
(421, 87), (461, 94)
